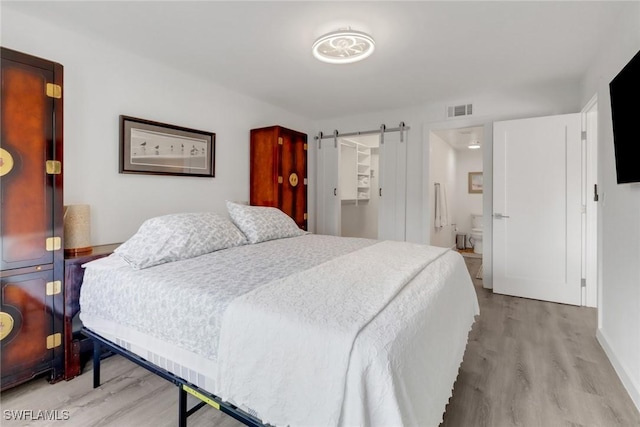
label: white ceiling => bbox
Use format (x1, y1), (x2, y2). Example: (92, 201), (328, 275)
(4, 1), (629, 120)
(432, 125), (484, 151)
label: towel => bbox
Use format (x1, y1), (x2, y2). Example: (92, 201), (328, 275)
(434, 182), (449, 229)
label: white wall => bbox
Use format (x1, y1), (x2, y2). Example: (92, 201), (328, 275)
(1, 8), (314, 245)
(428, 133), (456, 248)
(581, 3), (640, 411)
(454, 148), (483, 238)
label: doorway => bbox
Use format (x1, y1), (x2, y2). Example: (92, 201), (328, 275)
(339, 135), (379, 238)
(316, 125), (408, 241)
(428, 126), (485, 257)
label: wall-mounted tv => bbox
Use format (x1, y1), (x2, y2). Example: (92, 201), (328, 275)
(609, 49), (640, 184)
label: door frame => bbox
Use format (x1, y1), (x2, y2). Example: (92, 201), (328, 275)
(582, 94), (599, 308)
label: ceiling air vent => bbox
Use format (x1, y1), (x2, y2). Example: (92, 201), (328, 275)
(447, 103), (473, 118)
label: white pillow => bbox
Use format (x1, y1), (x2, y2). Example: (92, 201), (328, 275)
(115, 212), (247, 269)
(226, 201), (306, 244)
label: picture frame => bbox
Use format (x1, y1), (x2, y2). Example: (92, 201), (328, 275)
(468, 172), (483, 194)
(120, 115), (215, 177)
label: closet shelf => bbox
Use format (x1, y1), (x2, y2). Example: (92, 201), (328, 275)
(340, 142), (372, 206)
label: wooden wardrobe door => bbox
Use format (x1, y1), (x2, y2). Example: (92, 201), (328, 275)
(250, 126), (280, 208)
(279, 129), (307, 230)
(1, 47), (64, 390)
(250, 126), (308, 230)
(1, 271), (56, 385)
(1, 57), (56, 270)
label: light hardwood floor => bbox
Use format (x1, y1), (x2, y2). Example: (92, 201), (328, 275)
(2, 257), (639, 426)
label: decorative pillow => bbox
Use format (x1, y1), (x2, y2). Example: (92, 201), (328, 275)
(115, 212), (247, 269)
(226, 201), (307, 244)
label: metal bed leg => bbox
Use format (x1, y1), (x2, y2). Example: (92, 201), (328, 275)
(81, 328), (264, 427)
(179, 386), (187, 427)
(92, 339), (101, 389)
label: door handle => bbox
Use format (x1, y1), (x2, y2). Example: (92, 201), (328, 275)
(493, 213), (510, 219)
(334, 188), (337, 196)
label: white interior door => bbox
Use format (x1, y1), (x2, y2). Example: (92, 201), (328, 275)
(378, 131), (407, 241)
(315, 139), (340, 236)
(493, 114), (582, 305)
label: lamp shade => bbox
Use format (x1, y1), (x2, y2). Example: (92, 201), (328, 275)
(64, 204), (92, 255)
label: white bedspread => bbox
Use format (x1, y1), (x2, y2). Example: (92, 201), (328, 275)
(216, 241), (450, 426)
(341, 250), (479, 426)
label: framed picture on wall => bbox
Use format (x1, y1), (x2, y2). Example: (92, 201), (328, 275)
(119, 115), (215, 177)
(468, 172), (483, 193)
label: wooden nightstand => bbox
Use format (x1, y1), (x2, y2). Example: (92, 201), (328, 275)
(63, 243), (120, 380)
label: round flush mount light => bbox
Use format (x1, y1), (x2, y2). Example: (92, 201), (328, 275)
(312, 29), (375, 64)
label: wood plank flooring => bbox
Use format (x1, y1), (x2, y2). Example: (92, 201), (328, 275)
(441, 257), (640, 427)
(2, 257), (639, 426)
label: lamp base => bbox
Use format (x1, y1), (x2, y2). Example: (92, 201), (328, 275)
(64, 246), (93, 256)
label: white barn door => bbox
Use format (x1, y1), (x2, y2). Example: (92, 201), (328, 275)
(378, 131), (407, 241)
(316, 130), (407, 241)
(493, 114), (582, 305)
(315, 139), (340, 236)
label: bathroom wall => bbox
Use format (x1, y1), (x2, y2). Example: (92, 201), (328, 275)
(454, 148), (483, 241)
(428, 132), (457, 248)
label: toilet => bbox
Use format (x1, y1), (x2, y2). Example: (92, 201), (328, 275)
(470, 214), (483, 254)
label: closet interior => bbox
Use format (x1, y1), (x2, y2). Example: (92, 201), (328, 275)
(339, 135), (379, 239)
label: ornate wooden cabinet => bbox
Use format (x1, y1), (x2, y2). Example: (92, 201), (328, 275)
(0, 48), (64, 390)
(250, 126), (308, 230)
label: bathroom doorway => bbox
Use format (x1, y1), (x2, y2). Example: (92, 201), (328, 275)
(428, 125), (484, 257)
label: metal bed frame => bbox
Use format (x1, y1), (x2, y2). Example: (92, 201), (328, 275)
(82, 328), (264, 427)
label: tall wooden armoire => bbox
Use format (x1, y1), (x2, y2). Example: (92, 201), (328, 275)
(0, 48), (65, 390)
(250, 126), (308, 230)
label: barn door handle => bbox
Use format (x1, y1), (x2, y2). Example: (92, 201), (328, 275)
(379, 188), (382, 197)
(334, 188), (337, 196)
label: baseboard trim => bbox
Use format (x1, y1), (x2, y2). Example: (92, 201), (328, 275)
(596, 328), (640, 413)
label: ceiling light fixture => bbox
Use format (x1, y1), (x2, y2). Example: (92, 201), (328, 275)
(468, 141), (481, 149)
(312, 28), (375, 64)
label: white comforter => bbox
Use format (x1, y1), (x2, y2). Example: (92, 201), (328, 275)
(216, 242), (479, 426)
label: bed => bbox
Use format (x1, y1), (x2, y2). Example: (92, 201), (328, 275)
(79, 202), (479, 426)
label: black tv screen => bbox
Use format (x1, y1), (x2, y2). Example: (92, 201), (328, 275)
(610, 49), (640, 184)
